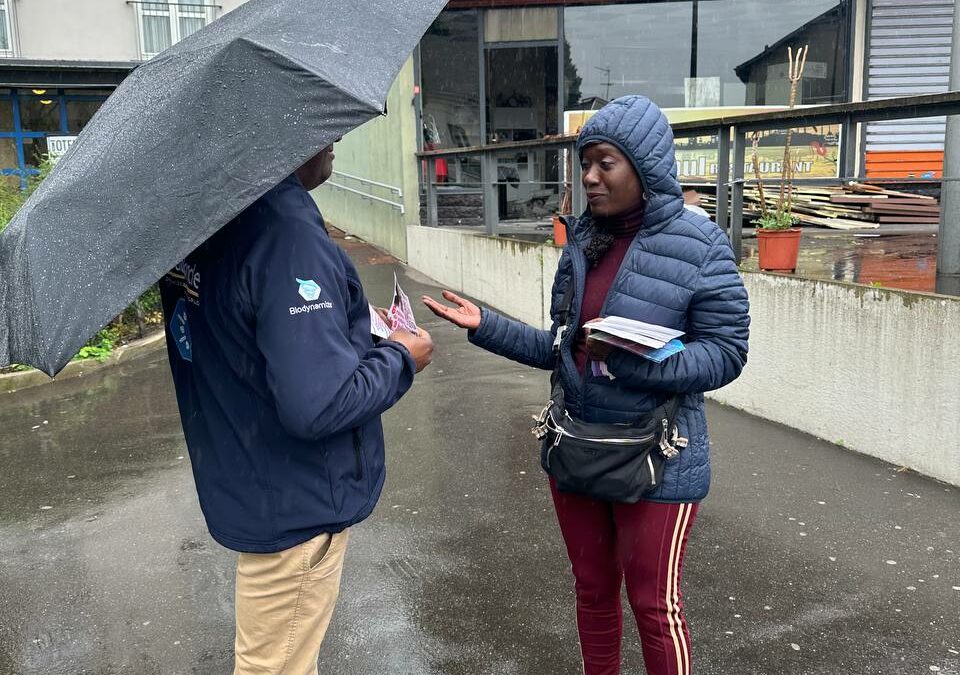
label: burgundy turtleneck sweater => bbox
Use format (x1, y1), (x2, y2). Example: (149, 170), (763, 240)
(573, 204), (645, 374)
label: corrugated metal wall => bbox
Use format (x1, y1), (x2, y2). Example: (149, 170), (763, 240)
(867, 0), (954, 151)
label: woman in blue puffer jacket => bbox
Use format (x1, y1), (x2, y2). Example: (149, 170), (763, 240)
(423, 95), (749, 675)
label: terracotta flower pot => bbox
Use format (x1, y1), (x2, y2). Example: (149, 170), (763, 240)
(757, 227), (802, 272)
(552, 215), (568, 247)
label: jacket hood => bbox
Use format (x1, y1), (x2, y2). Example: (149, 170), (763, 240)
(576, 95), (684, 234)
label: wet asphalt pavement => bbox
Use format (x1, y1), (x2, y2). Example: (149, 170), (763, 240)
(1, 233), (958, 675)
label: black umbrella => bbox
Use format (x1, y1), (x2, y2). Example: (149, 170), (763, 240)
(0, 0), (445, 376)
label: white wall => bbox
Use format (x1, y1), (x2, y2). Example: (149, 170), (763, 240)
(407, 227), (960, 487)
(12, 0), (139, 60)
(712, 274), (960, 487)
(9, 0), (248, 62)
(408, 226), (561, 329)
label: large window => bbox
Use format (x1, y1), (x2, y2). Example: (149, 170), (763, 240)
(0, 89), (112, 188)
(565, 0), (850, 110)
(420, 11), (482, 152)
(136, 1), (213, 59)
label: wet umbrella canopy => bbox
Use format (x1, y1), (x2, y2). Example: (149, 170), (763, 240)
(0, 0), (446, 376)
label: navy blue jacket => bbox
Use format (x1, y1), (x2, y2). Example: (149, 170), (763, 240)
(470, 96), (750, 502)
(160, 175), (415, 552)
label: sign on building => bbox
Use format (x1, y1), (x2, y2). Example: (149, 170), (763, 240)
(47, 136), (78, 162)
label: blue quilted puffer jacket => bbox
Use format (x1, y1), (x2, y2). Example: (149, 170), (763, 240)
(469, 95), (750, 503)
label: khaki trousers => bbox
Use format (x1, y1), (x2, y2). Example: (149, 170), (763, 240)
(234, 529), (349, 675)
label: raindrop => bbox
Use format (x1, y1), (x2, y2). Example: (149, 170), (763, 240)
(790, 643), (800, 651)
(886, 560), (897, 565)
(39, 505), (52, 510)
(829, 556), (837, 562)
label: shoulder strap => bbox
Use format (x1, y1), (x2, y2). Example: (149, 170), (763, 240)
(550, 280), (575, 398)
(557, 280), (575, 327)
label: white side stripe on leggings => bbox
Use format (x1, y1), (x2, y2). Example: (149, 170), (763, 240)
(665, 503), (693, 675)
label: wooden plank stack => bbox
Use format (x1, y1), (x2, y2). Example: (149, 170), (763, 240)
(693, 182), (940, 231)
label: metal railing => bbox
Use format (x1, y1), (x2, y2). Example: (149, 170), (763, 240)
(331, 170), (403, 198)
(418, 91), (960, 263)
(325, 175), (405, 215)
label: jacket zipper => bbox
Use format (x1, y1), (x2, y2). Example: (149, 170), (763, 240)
(646, 455), (657, 486)
(566, 215), (642, 394)
(352, 428), (364, 480)
(563, 218), (588, 401)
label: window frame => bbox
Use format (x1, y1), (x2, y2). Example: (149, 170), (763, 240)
(0, 0), (16, 58)
(136, 1), (214, 60)
(0, 89), (112, 189)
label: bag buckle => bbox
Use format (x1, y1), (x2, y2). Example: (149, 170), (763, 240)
(531, 401), (554, 440)
(659, 418), (688, 459)
(552, 326), (566, 352)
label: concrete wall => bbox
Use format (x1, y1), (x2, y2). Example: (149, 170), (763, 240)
(712, 274), (960, 487)
(312, 57), (420, 260)
(8, 0), (246, 61)
(407, 226), (561, 329)
(406, 226), (960, 487)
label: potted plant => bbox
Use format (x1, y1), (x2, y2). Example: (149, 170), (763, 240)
(753, 45), (807, 273)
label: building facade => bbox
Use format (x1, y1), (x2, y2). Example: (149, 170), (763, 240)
(416, 0), (957, 225)
(0, 0), (954, 251)
(0, 0), (244, 186)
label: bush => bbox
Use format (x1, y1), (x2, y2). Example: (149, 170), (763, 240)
(1, 157), (166, 370)
(75, 327), (119, 362)
(0, 158), (54, 234)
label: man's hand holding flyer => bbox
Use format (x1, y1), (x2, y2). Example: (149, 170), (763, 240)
(369, 274), (419, 339)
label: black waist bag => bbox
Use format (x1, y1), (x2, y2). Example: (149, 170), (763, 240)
(533, 385), (686, 503)
(534, 276), (687, 503)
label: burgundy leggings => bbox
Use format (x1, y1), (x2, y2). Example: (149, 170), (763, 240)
(550, 479), (699, 675)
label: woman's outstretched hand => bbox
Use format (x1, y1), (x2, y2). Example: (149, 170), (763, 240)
(421, 291), (482, 330)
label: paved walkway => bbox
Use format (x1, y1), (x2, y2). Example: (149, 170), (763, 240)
(0, 231), (957, 675)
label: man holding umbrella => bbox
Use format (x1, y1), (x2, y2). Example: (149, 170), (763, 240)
(161, 140), (434, 673)
(0, 1), (447, 671)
